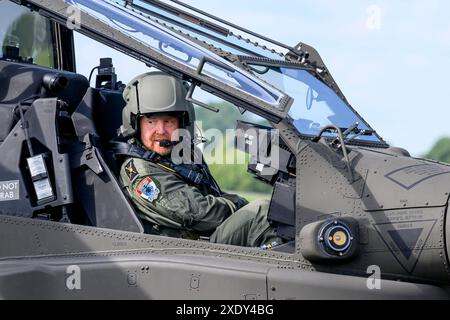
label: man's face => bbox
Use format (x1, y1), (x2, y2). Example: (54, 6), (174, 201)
(139, 115), (179, 156)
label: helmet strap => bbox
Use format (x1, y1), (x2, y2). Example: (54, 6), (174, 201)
(130, 112), (138, 129)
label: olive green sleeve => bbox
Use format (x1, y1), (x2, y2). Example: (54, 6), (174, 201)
(120, 158), (237, 232)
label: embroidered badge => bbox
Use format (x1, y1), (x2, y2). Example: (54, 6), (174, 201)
(136, 177), (160, 202)
(125, 160), (138, 182)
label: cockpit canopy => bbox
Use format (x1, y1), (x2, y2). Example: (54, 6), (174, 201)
(3, 0), (386, 147)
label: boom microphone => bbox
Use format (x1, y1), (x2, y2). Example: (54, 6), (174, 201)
(159, 140), (178, 147)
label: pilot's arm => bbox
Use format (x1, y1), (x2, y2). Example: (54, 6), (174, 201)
(120, 158), (240, 233)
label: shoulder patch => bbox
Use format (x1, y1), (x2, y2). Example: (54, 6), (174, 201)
(125, 159), (139, 182)
(136, 177), (160, 202)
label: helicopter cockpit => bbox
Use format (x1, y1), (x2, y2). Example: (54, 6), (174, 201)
(0, 0), (383, 246)
(0, 0), (295, 243)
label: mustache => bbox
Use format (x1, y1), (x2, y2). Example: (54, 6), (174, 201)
(151, 135), (171, 141)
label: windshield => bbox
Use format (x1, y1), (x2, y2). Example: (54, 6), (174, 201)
(249, 65), (381, 143)
(66, 0), (290, 111)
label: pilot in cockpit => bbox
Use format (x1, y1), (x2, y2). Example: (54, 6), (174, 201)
(114, 71), (282, 248)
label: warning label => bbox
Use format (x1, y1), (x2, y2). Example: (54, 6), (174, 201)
(0, 180), (19, 201)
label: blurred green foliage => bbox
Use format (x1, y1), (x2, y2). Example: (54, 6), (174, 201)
(423, 137), (450, 163)
(208, 152), (272, 193)
(195, 102), (272, 194)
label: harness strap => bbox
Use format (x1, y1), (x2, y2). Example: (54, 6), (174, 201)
(111, 139), (222, 196)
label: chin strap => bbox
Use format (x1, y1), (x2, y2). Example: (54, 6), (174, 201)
(110, 138), (222, 196)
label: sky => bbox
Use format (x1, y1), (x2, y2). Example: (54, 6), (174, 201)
(74, 0), (450, 157)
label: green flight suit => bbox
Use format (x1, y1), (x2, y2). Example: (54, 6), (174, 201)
(119, 156), (280, 247)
